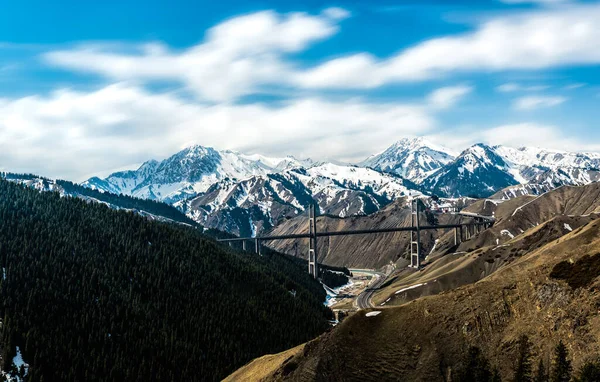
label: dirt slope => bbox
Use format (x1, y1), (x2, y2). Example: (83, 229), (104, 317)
(229, 217), (600, 381)
(378, 183), (600, 307)
(265, 199), (471, 269)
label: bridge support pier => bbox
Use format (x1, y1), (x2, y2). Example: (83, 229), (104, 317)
(454, 227), (459, 246)
(410, 199), (421, 269)
(308, 204), (318, 278)
(255, 239), (262, 255)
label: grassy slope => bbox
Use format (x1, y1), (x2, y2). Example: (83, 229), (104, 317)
(229, 218), (600, 381)
(227, 184), (600, 381)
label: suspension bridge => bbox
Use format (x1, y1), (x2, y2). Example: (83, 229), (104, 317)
(217, 200), (495, 278)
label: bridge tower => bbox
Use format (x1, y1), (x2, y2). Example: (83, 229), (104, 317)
(308, 204), (318, 278)
(410, 199), (421, 269)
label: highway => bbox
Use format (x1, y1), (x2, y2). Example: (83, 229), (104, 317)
(351, 269), (388, 309)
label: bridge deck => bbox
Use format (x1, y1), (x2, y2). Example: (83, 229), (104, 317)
(217, 221), (492, 243)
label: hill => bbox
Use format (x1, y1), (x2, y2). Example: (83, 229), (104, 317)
(265, 197), (474, 269)
(228, 210), (600, 381)
(370, 183), (600, 307)
(1, 172), (196, 226)
(0, 178), (332, 382)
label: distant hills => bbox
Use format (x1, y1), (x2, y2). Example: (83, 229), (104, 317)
(80, 137), (600, 236)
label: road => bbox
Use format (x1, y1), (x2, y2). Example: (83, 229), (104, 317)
(351, 269), (387, 309)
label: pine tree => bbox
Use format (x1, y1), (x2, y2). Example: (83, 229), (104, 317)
(573, 360), (600, 382)
(513, 335), (533, 382)
(456, 346), (493, 382)
(492, 367), (503, 382)
(550, 341), (572, 382)
(534, 359), (548, 382)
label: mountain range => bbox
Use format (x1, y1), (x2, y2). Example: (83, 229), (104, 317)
(83, 137), (600, 236)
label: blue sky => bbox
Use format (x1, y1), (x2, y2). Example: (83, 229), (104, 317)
(1, 0), (600, 180)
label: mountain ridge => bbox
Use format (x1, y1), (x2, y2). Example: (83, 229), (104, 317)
(82, 138), (600, 236)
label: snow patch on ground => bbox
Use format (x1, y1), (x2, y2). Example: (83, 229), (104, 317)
(2, 346), (29, 382)
(323, 279), (354, 307)
(395, 283), (426, 295)
(366, 311), (382, 317)
(564, 223), (573, 232)
(500, 229), (515, 239)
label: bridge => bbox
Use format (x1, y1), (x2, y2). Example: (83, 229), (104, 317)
(218, 200), (495, 278)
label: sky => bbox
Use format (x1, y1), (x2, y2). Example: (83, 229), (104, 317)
(2, 0), (600, 181)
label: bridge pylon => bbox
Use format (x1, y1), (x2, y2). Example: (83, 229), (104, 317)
(308, 204), (318, 278)
(409, 199), (421, 269)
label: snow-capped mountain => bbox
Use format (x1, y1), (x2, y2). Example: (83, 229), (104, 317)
(178, 163), (419, 236)
(418, 144), (600, 198)
(421, 144), (519, 198)
(492, 146), (600, 186)
(83, 139), (600, 236)
(361, 137), (456, 182)
(84, 145), (312, 204)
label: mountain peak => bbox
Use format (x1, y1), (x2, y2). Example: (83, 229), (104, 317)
(391, 137), (454, 155)
(361, 137), (456, 182)
(179, 144), (217, 157)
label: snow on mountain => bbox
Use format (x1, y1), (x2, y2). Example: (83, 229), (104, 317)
(83, 159), (159, 195)
(83, 145), (313, 204)
(1, 173), (63, 194)
(82, 139), (600, 236)
(361, 137), (456, 182)
(421, 143), (519, 198)
(179, 163), (420, 236)
(492, 146), (600, 187)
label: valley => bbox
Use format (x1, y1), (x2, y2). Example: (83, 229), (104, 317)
(227, 182), (600, 381)
(3, 138), (600, 382)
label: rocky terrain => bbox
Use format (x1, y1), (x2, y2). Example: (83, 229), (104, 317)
(227, 188), (600, 381)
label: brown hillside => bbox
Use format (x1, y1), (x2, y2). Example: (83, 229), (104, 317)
(265, 199), (472, 269)
(228, 217), (600, 381)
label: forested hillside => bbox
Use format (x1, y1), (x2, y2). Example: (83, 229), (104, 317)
(0, 179), (332, 381)
(57, 179), (197, 225)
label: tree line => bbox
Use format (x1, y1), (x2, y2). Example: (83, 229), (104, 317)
(0, 178), (333, 381)
(455, 336), (599, 382)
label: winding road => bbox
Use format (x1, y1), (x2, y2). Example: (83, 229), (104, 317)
(350, 269), (388, 309)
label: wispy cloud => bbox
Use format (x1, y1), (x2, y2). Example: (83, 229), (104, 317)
(427, 122), (600, 153)
(499, 0), (570, 4)
(513, 95), (567, 110)
(427, 85), (473, 109)
(43, 4), (600, 99)
(564, 83), (586, 90)
(294, 4), (600, 89)
(496, 82), (550, 92)
(44, 8), (349, 102)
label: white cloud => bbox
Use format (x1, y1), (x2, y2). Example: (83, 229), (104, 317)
(43, 4), (600, 96)
(500, 0), (570, 4)
(44, 8), (348, 102)
(427, 85), (473, 109)
(564, 82), (586, 90)
(294, 4), (600, 89)
(513, 95), (567, 110)
(0, 84), (435, 180)
(321, 7), (351, 20)
(479, 123), (563, 147)
(496, 83), (521, 92)
(426, 122), (600, 153)
(496, 82), (550, 92)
